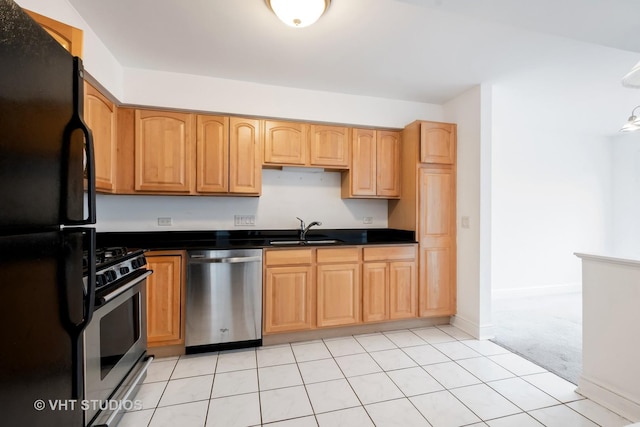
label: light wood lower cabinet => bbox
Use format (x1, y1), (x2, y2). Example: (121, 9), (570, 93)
(363, 245), (417, 322)
(263, 249), (314, 334)
(316, 248), (361, 327)
(145, 251), (186, 347)
(264, 245), (416, 334)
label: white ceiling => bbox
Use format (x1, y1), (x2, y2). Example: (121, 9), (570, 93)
(67, 0), (640, 104)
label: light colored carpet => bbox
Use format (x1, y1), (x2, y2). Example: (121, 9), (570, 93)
(491, 292), (582, 384)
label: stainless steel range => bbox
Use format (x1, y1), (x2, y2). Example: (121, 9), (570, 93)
(83, 247), (153, 427)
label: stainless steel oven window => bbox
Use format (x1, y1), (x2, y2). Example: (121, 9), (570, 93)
(84, 273), (149, 426)
(99, 293), (141, 379)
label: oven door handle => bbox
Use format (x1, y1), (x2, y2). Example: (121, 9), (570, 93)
(189, 255), (262, 264)
(99, 271), (152, 305)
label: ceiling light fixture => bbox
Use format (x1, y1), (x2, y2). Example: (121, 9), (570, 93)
(265, 0), (331, 28)
(620, 105), (640, 132)
(622, 60), (640, 88)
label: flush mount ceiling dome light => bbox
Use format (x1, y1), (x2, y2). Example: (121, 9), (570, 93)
(620, 105), (640, 133)
(266, 0), (331, 28)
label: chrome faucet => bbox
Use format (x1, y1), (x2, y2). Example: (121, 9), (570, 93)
(296, 217), (322, 240)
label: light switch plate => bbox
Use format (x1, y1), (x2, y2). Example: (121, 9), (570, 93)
(461, 216), (470, 229)
(363, 217), (373, 224)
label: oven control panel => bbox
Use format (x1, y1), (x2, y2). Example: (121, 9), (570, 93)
(84, 248), (147, 290)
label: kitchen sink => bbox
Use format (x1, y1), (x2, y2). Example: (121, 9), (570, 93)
(269, 239), (342, 246)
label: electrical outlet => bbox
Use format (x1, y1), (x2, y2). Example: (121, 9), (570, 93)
(363, 216), (373, 224)
(157, 217), (172, 226)
(234, 215), (256, 226)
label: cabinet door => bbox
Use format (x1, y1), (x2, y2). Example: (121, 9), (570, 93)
(349, 128), (377, 196)
(317, 263), (360, 327)
(84, 83), (116, 193)
(309, 125), (349, 168)
(420, 122), (456, 165)
(362, 262), (388, 322)
(230, 117), (262, 195)
(419, 168), (456, 316)
(377, 130), (401, 197)
(263, 120), (308, 165)
(24, 9), (83, 57)
(389, 261), (417, 319)
(264, 266), (314, 333)
(135, 110), (194, 193)
(196, 115), (228, 193)
(146, 253), (184, 346)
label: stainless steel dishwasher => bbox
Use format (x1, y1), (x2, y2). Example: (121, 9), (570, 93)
(186, 249), (263, 353)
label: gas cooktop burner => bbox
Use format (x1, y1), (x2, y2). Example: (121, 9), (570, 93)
(84, 247), (148, 290)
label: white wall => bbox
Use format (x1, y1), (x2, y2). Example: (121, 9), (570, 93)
(96, 169), (389, 232)
(489, 60), (631, 296)
(122, 68), (442, 129)
(611, 133), (640, 258)
(443, 84), (494, 339)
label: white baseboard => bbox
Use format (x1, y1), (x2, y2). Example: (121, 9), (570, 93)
(577, 375), (640, 422)
(492, 282), (582, 299)
(450, 315), (495, 340)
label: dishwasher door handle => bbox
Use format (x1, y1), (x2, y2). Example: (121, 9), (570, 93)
(189, 255), (262, 264)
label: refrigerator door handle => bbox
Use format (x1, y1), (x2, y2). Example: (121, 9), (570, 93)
(60, 228), (96, 400)
(80, 228), (97, 331)
(62, 57), (96, 225)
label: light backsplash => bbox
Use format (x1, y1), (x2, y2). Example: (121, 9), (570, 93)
(95, 169), (389, 232)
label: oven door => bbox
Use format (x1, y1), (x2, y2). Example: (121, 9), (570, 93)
(83, 270), (152, 426)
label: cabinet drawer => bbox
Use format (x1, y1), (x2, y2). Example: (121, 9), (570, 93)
(364, 245), (416, 262)
(317, 247), (360, 264)
(264, 249), (313, 266)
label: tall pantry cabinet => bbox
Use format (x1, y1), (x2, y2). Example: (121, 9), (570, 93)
(388, 121), (457, 317)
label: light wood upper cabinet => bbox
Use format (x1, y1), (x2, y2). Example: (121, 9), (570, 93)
(263, 121), (350, 169)
(347, 128), (377, 196)
(24, 9), (83, 57)
(377, 130), (401, 197)
(84, 82), (116, 193)
(343, 129), (400, 198)
(196, 115), (228, 193)
(418, 168), (456, 316)
(420, 122), (456, 165)
(135, 110), (194, 193)
(309, 125), (349, 168)
(264, 120), (308, 166)
(146, 251), (185, 347)
(229, 117), (262, 195)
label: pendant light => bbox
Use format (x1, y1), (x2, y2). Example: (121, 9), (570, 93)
(622, 60), (640, 88)
(620, 106), (640, 132)
(265, 0), (331, 28)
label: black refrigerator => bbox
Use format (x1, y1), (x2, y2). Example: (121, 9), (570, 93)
(0, 1), (97, 426)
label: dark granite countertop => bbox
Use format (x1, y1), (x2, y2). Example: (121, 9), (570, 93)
(96, 228), (416, 250)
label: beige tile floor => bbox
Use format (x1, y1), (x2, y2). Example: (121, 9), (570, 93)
(119, 325), (633, 427)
